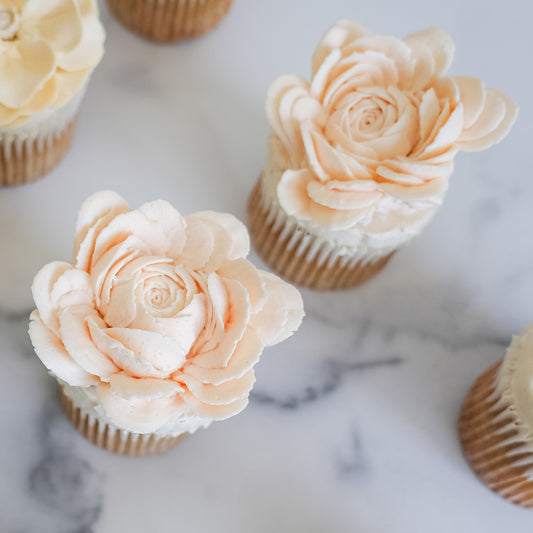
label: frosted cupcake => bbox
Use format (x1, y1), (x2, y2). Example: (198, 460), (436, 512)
(106, 0), (233, 42)
(459, 325), (533, 507)
(0, 0), (105, 187)
(249, 20), (517, 290)
(28, 191), (303, 456)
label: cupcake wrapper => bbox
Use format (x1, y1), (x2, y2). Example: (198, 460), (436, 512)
(0, 119), (76, 187)
(60, 387), (187, 456)
(106, 0), (233, 42)
(459, 361), (533, 507)
(248, 179), (393, 290)
(0, 84), (86, 187)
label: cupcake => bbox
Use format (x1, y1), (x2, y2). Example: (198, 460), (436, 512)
(459, 326), (533, 507)
(249, 20), (517, 290)
(0, 0), (105, 187)
(28, 191), (303, 456)
(106, 0), (233, 42)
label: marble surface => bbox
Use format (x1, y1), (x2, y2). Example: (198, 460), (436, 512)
(0, 0), (532, 531)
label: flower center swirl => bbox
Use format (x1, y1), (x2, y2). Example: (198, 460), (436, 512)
(0, 7), (19, 41)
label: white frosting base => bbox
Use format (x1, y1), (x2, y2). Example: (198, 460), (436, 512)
(495, 325), (533, 473)
(61, 382), (213, 439)
(0, 83), (87, 145)
(260, 135), (444, 260)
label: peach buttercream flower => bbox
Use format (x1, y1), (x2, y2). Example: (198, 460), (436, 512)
(267, 20), (517, 230)
(0, 0), (104, 128)
(29, 191), (304, 433)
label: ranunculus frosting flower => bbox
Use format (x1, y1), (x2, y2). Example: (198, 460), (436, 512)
(267, 20), (517, 231)
(0, 0), (104, 128)
(29, 191), (304, 434)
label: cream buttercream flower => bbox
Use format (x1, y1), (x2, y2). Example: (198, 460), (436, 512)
(29, 192), (303, 434)
(267, 20), (517, 230)
(0, 0), (104, 128)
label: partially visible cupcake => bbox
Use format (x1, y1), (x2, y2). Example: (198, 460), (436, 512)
(106, 0), (233, 42)
(249, 20), (517, 290)
(0, 0), (105, 187)
(28, 191), (304, 456)
(459, 326), (533, 507)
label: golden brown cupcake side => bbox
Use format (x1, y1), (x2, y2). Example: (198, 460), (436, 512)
(0, 120), (76, 187)
(60, 387), (187, 456)
(106, 0), (233, 42)
(459, 361), (533, 508)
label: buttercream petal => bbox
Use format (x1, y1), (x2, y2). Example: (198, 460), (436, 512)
(0, 103), (20, 127)
(29, 311), (97, 386)
(0, 39), (56, 108)
(90, 240), (144, 309)
(454, 76), (485, 130)
(206, 273), (228, 326)
(77, 0), (98, 17)
(302, 122), (353, 182)
(310, 48), (342, 102)
(74, 190), (130, 270)
(50, 268), (94, 310)
(277, 169), (313, 219)
(59, 304), (118, 378)
(418, 88), (441, 143)
(193, 211), (249, 261)
(251, 271), (304, 347)
(185, 212), (249, 272)
(91, 200), (186, 267)
(458, 89), (518, 151)
(2, 0), (26, 9)
(178, 216), (214, 270)
(57, 16), (104, 71)
(185, 328), (262, 386)
(266, 75), (310, 165)
(309, 199), (368, 229)
(109, 372), (183, 400)
(380, 177), (448, 199)
(379, 158), (453, 183)
(405, 40), (436, 91)
(103, 327), (188, 377)
(403, 27), (455, 77)
(31, 261), (72, 334)
(363, 102), (419, 159)
(307, 180), (381, 210)
(97, 383), (185, 433)
(350, 35), (414, 90)
(51, 68), (88, 108)
(88, 319), (168, 378)
(102, 273), (138, 328)
(181, 391), (248, 421)
(178, 369), (255, 406)
(22, 0), (82, 55)
(420, 102), (463, 155)
(189, 279), (250, 369)
(312, 19), (373, 75)
(217, 259), (266, 312)
(0, 76), (58, 128)
(130, 294), (206, 356)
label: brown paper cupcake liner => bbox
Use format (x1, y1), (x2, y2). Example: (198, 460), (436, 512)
(59, 386), (187, 456)
(0, 119), (76, 187)
(248, 179), (394, 290)
(459, 361), (533, 507)
(106, 0), (233, 42)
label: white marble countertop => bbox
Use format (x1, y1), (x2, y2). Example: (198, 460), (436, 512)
(1, 0), (532, 531)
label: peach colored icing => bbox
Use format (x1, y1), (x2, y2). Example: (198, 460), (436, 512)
(29, 191), (304, 434)
(0, 0), (105, 128)
(266, 20), (517, 235)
